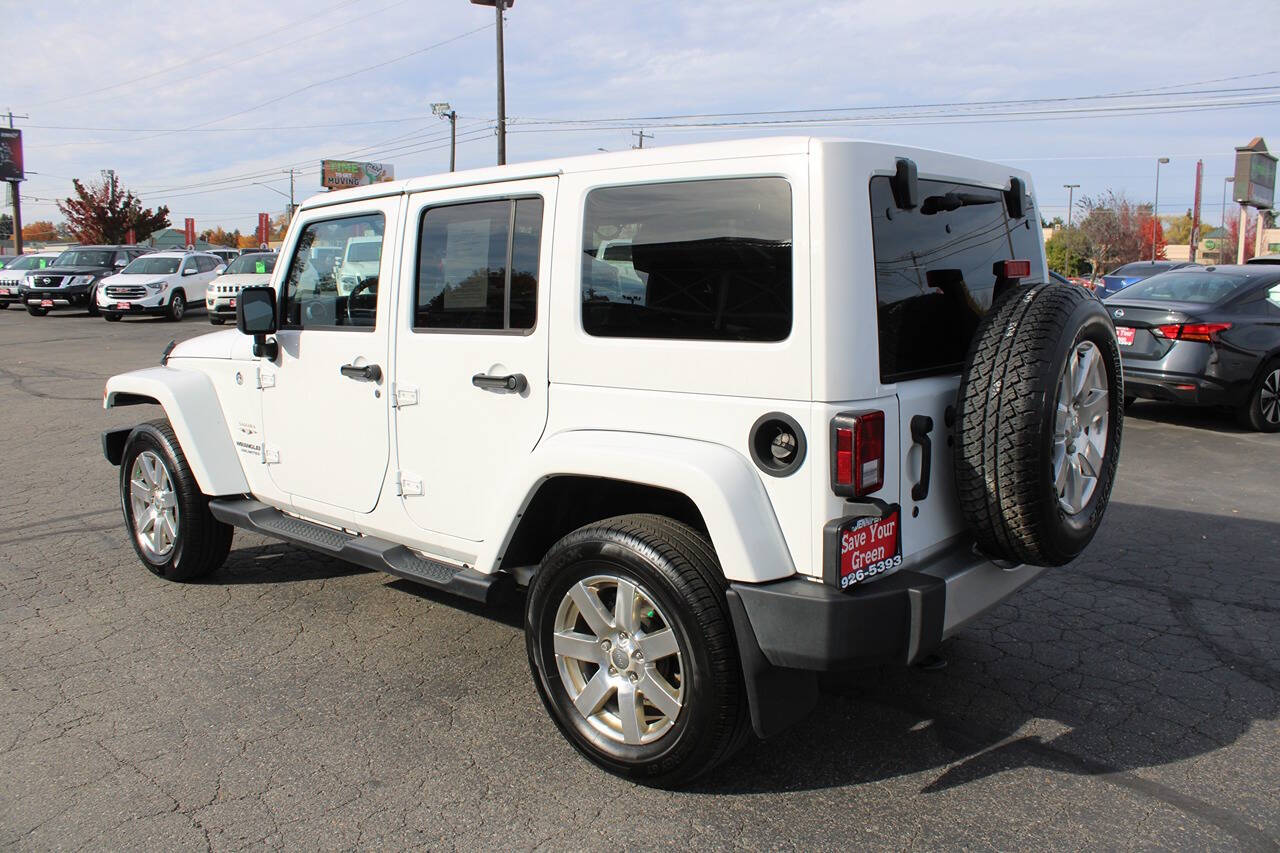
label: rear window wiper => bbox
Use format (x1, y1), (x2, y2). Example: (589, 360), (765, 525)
(920, 192), (1000, 215)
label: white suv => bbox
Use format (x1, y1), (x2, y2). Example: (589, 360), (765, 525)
(98, 251), (225, 321)
(102, 138), (1123, 785)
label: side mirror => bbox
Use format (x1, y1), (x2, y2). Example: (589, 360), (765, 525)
(182, 266), (198, 276)
(236, 286), (278, 359)
(115, 259), (127, 267)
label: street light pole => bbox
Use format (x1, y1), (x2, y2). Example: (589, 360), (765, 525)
(431, 102), (458, 171)
(1221, 177), (1234, 262)
(1064, 184), (1079, 228)
(471, 0), (509, 165)
(1152, 157), (1170, 260)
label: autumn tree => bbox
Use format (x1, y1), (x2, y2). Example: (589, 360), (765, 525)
(1076, 191), (1152, 276)
(199, 226), (242, 248)
(57, 172), (169, 244)
(1226, 208), (1258, 262)
(1164, 209), (1196, 245)
(1137, 217), (1167, 261)
(21, 220), (58, 242)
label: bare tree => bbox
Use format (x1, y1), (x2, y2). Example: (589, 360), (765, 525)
(1076, 190), (1152, 279)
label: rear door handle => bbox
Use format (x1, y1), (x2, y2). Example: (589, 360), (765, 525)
(910, 414), (934, 501)
(472, 372), (527, 393)
(340, 363), (382, 382)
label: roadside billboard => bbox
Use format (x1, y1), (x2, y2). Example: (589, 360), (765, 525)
(0, 129), (23, 182)
(1233, 138), (1277, 209)
(321, 160), (394, 190)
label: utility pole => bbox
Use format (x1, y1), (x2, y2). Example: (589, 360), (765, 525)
(632, 129), (653, 149)
(5, 110), (28, 255)
(1152, 157), (1169, 261)
(432, 102), (458, 171)
(471, 0), (510, 165)
(283, 169), (296, 222)
(1063, 184), (1079, 228)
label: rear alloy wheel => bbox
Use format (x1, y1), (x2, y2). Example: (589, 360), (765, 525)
(1239, 361), (1280, 433)
(166, 292), (186, 322)
(526, 514), (749, 786)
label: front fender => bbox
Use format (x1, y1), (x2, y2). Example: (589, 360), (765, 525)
(484, 430), (797, 584)
(104, 366), (249, 496)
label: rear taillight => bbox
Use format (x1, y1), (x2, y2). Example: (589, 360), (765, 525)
(831, 411), (884, 498)
(1001, 259), (1032, 280)
(1152, 322), (1231, 342)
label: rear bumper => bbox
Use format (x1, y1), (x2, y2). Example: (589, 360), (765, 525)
(726, 538), (1045, 737)
(1123, 365), (1241, 406)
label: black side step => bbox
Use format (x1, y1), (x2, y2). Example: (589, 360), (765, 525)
(208, 498), (507, 604)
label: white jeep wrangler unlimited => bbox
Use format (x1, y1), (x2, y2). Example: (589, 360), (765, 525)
(103, 138), (1122, 785)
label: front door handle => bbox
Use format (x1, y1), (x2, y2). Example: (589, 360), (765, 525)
(472, 372), (527, 393)
(910, 414), (934, 502)
(340, 363), (382, 382)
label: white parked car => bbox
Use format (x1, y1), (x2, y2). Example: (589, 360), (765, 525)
(0, 251), (63, 308)
(334, 235), (381, 295)
(97, 251), (225, 321)
(102, 138), (1123, 785)
(205, 252), (277, 324)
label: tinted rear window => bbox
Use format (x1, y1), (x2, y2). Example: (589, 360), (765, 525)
(1117, 271), (1252, 304)
(871, 176), (1040, 382)
(581, 177), (792, 342)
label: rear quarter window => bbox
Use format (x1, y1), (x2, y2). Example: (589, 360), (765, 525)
(581, 177), (793, 342)
(871, 175), (1040, 383)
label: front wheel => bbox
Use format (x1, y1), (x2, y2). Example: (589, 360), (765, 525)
(166, 292), (186, 322)
(1238, 360), (1280, 432)
(103, 312), (121, 322)
(209, 315), (225, 326)
(526, 514), (749, 787)
(26, 305), (48, 317)
(119, 420), (232, 581)
(86, 296), (100, 317)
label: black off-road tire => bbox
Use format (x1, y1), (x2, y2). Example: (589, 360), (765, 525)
(26, 305), (48, 317)
(954, 282), (1124, 566)
(1237, 359), (1280, 433)
(526, 514), (750, 787)
(119, 420), (233, 581)
(103, 312), (121, 322)
(86, 296), (100, 317)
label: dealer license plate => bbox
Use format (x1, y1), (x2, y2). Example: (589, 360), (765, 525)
(229, 297), (236, 308)
(1116, 326), (1135, 346)
(0, 287), (9, 295)
(116, 302), (131, 310)
(836, 509), (902, 590)
(40, 299), (54, 307)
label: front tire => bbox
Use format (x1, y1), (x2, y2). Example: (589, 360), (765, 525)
(526, 514), (749, 787)
(119, 420), (232, 581)
(166, 291), (186, 322)
(103, 312), (121, 322)
(86, 295), (100, 317)
(1238, 360), (1280, 433)
(26, 305), (48, 317)
(209, 316), (225, 326)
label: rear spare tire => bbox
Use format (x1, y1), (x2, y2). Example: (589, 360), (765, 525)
(954, 282), (1123, 566)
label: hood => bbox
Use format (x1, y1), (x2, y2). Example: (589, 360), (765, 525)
(41, 265), (113, 276)
(167, 329), (250, 360)
(211, 273), (272, 286)
(102, 273), (175, 285)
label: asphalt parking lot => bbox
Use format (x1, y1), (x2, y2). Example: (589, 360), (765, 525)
(1, 305), (1277, 851)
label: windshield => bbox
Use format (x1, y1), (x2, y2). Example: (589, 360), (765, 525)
(345, 241), (381, 263)
(121, 257), (181, 276)
(52, 250), (114, 267)
(226, 254), (276, 274)
(7, 254), (61, 270)
(1118, 271), (1251, 304)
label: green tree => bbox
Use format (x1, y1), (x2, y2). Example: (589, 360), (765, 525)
(0, 212), (11, 241)
(57, 172), (169, 244)
(1164, 209), (1196, 245)
(1045, 226), (1092, 276)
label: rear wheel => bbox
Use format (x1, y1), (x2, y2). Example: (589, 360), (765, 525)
(26, 305), (48, 317)
(119, 420), (232, 581)
(166, 292), (186, 322)
(1238, 360), (1280, 433)
(526, 514), (749, 787)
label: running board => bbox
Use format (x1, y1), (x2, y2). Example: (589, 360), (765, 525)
(208, 498), (506, 604)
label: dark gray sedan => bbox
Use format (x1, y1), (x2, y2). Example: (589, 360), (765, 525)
(1105, 265), (1280, 431)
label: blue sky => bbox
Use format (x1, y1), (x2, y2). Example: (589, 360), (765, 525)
(11, 0), (1279, 235)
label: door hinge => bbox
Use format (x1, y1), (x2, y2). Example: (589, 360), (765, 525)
(263, 445), (280, 464)
(396, 471), (423, 497)
(393, 384), (419, 408)
(256, 368), (276, 389)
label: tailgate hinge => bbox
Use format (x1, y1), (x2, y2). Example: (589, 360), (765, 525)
(396, 471), (423, 497)
(393, 383), (419, 408)
(256, 368), (276, 389)
(262, 445), (280, 464)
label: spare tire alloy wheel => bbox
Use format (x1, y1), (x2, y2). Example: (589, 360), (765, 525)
(1052, 341), (1110, 514)
(553, 575), (685, 746)
(955, 282), (1124, 567)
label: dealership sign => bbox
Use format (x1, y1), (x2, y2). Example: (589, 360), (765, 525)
(1233, 137), (1277, 210)
(0, 129), (23, 182)
(321, 160), (394, 190)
